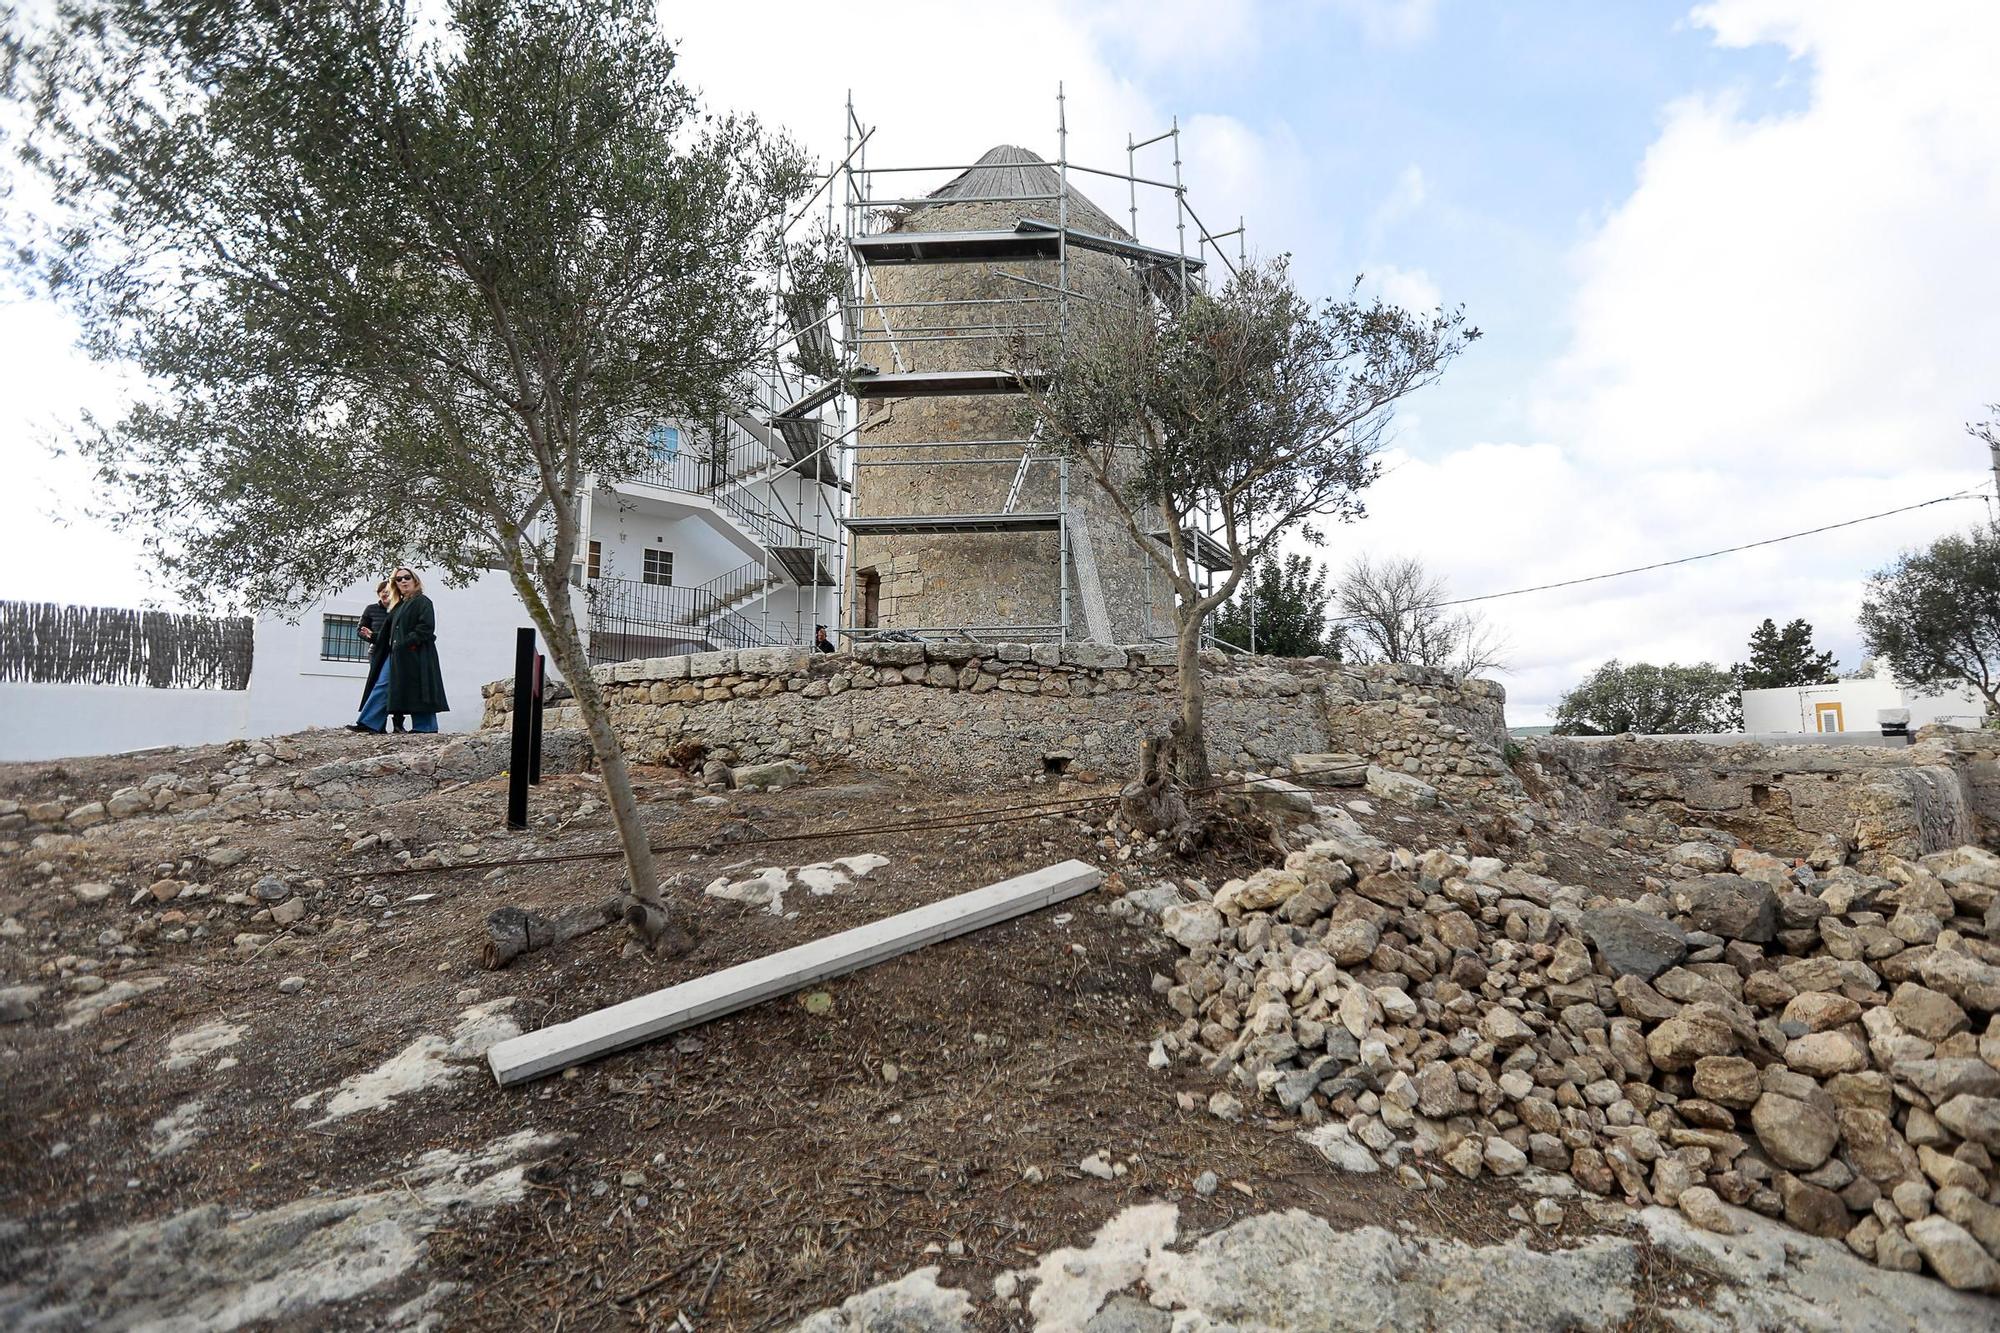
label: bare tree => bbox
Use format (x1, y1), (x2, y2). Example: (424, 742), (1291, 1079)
(1336, 555), (1506, 676)
(1022, 260), (1477, 781)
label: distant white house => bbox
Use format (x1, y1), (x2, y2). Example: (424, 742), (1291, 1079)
(1739, 658), (1987, 735)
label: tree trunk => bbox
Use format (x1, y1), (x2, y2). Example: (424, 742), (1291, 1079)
(480, 895), (621, 969)
(1175, 611), (1212, 784)
(517, 561), (696, 956)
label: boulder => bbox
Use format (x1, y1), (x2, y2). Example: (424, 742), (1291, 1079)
(1289, 753), (1368, 786)
(1890, 983), (1970, 1042)
(1580, 908), (1688, 981)
(1895, 1058), (2000, 1106)
(1752, 1092), (1840, 1170)
(1780, 991), (1862, 1033)
(1645, 1005), (1736, 1071)
(1921, 847), (2000, 913)
(1415, 1061), (1474, 1118)
(1478, 1007), (1534, 1050)
(1936, 1095), (2000, 1150)
(1671, 874), (1778, 943)
(1677, 1186), (1739, 1234)
(1162, 903), (1223, 950)
(1937, 1185), (2000, 1256)
(1692, 1056), (1761, 1109)
(1918, 949), (2000, 1013)
(1364, 766), (1438, 809)
(1482, 1137), (1528, 1177)
(1906, 1215), (2000, 1292)
(1671, 842), (1732, 873)
(1323, 918), (1381, 966)
(0, 984), (43, 1024)
(1215, 869), (1306, 916)
(1546, 936), (1594, 984)
(1778, 1175), (1851, 1239)
(730, 761), (806, 791)
(1784, 1031), (1868, 1078)
(1839, 1107), (1922, 1184)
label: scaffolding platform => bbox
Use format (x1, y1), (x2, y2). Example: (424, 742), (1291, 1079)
(771, 546), (838, 585)
(848, 369), (1044, 399)
(845, 512), (1062, 536)
(1015, 218), (1203, 269)
(849, 227), (1064, 266)
(772, 380), (841, 422)
(1147, 525), (1232, 572)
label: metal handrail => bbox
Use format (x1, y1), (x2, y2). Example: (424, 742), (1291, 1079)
(619, 372), (839, 560)
(585, 573), (808, 657)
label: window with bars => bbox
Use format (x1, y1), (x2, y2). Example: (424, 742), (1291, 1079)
(587, 540), (602, 580)
(643, 548), (673, 586)
(320, 614), (368, 662)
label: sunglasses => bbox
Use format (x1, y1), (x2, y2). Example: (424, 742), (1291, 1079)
(394, 574), (415, 582)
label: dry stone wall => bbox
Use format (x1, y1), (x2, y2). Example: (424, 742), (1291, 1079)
(484, 646), (1522, 808)
(1520, 734), (1994, 862)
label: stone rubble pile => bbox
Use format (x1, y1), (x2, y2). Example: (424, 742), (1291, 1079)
(1150, 809), (2000, 1294)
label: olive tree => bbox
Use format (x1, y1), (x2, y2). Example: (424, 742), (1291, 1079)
(1021, 259), (1476, 780)
(1860, 524), (2000, 716)
(1551, 660), (1739, 736)
(9, 0), (829, 952)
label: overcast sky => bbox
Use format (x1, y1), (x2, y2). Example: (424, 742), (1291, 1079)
(2, 0), (1996, 723)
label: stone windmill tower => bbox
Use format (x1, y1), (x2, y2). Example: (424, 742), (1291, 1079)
(832, 144), (1216, 644)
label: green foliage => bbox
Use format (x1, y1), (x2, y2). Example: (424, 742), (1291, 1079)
(1213, 553), (1345, 658)
(1732, 618), (1838, 691)
(1020, 257), (1475, 777)
(9, 0), (821, 612)
(1502, 740), (1524, 767)
(8, 0), (827, 937)
(1028, 261), (1478, 577)
(1859, 525), (2000, 712)
(1551, 660), (1740, 736)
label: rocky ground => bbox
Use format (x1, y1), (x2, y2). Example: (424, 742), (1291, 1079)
(0, 728), (1996, 1329)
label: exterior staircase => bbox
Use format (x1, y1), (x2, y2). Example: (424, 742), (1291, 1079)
(590, 365), (842, 660)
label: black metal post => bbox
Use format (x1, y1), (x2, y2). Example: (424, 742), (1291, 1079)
(529, 651), (546, 785)
(507, 628), (535, 829)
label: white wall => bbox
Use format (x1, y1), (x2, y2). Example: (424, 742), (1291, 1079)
(590, 488), (749, 587)
(246, 570), (566, 737)
(586, 486), (843, 645)
(0, 682), (254, 762)
(1741, 661), (1988, 733)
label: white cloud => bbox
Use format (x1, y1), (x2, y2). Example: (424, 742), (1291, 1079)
(1366, 263), (1442, 312)
(1323, 0), (1438, 48)
(1333, 0), (2000, 724)
(1371, 164), (1428, 232)
(0, 0), (1307, 609)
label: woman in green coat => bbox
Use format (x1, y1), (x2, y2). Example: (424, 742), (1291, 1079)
(354, 567), (449, 733)
(385, 568), (449, 732)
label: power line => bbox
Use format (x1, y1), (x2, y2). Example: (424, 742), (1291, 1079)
(1329, 485), (1989, 622)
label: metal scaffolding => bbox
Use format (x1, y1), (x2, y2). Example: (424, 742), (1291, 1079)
(835, 89), (1252, 648)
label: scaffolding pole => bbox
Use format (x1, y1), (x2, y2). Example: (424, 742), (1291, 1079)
(833, 90), (1248, 646)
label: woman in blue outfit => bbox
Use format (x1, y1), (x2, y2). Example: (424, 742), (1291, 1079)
(352, 568), (449, 734)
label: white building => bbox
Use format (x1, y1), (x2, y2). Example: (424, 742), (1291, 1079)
(1739, 658), (1987, 735)
(2, 380), (846, 759)
(253, 393), (844, 738)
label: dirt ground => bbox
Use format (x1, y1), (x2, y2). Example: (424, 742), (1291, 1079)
(0, 730), (1678, 1330)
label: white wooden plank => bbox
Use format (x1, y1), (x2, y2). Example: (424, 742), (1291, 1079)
(486, 859), (1102, 1086)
